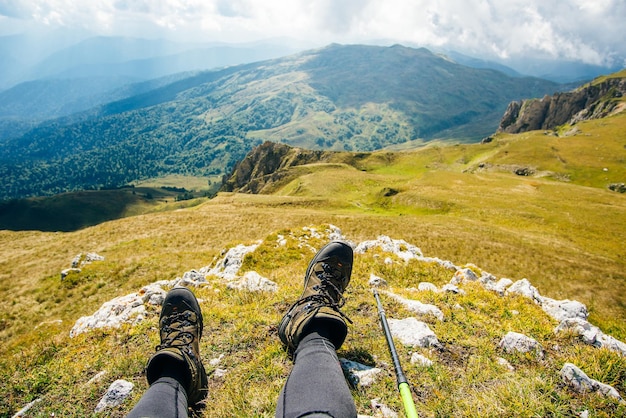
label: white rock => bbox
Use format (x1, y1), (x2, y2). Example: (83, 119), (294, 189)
(302, 226), (323, 238)
(418, 282), (438, 292)
(484, 278), (513, 296)
(180, 269), (208, 285)
(410, 353), (433, 367)
(498, 331), (544, 358)
(369, 274), (388, 287)
(85, 252), (105, 263)
(354, 367), (382, 387)
(207, 243), (260, 280)
(388, 317), (440, 348)
(479, 271), (497, 285)
(556, 318), (602, 346)
(385, 291), (444, 321)
(209, 354), (225, 367)
(140, 284), (167, 305)
(450, 268), (479, 285)
(505, 279), (542, 303)
(153, 279), (177, 288)
(226, 271), (278, 292)
(12, 398), (42, 418)
(540, 297), (588, 322)
(70, 292), (146, 337)
(496, 357), (515, 372)
(370, 399), (398, 418)
(561, 363), (622, 400)
(355, 236), (423, 262)
(87, 371), (107, 385)
(340, 358), (383, 387)
(442, 284), (465, 294)
(326, 224), (346, 241)
(94, 379), (134, 412)
(355, 236), (457, 270)
(495, 278), (513, 294)
(71, 253), (83, 268)
(71, 252), (105, 268)
(555, 318), (626, 356)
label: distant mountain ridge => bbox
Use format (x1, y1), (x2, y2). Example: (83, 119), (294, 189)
(0, 44), (563, 200)
(0, 36), (301, 139)
(0, 35), (300, 90)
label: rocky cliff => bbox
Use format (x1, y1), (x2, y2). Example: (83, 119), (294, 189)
(498, 74), (626, 133)
(220, 141), (336, 193)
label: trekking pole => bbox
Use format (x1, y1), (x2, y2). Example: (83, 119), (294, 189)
(373, 289), (419, 418)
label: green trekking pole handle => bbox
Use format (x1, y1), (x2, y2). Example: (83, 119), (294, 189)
(373, 289), (419, 418)
(399, 383), (417, 418)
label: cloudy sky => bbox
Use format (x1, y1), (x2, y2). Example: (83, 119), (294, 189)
(0, 0), (624, 67)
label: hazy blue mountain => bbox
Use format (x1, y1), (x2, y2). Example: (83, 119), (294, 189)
(0, 77), (139, 119)
(1, 35), (301, 88)
(0, 30), (91, 89)
(0, 73), (201, 140)
(20, 37), (200, 81)
(440, 50), (521, 77)
(46, 44), (302, 80)
(0, 36), (301, 140)
(505, 57), (624, 83)
(0, 44), (563, 200)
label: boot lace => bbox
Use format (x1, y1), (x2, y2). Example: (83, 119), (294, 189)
(157, 310), (197, 350)
(295, 262), (352, 323)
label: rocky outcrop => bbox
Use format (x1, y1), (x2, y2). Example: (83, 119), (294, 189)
(388, 317), (440, 348)
(383, 291), (445, 321)
(220, 141), (335, 193)
(94, 380), (134, 413)
(61, 252), (105, 280)
(499, 331), (544, 359)
(69, 284), (167, 337)
(498, 76), (626, 133)
(561, 363), (623, 401)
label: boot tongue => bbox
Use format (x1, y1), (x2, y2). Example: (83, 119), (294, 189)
(305, 263), (342, 303)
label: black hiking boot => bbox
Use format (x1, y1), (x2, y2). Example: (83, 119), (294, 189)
(278, 241), (353, 353)
(146, 286), (208, 405)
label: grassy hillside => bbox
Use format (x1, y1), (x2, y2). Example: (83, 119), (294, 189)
(1, 113), (625, 416)
(0, 182), (216, 232)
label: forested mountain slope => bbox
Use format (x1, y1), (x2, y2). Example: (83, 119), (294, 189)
(0, 44), (562, 200)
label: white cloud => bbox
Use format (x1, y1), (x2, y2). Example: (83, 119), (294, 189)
(0, 0), (623, 66)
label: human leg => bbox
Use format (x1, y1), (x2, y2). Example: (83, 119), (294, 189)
(127, 286), (208, 417)
(276, 241), (357, 418)
(276, 328), (357, 418)
(126, 376), (188, 418)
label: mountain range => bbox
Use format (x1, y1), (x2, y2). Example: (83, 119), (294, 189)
(0, 43), (568, 201)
